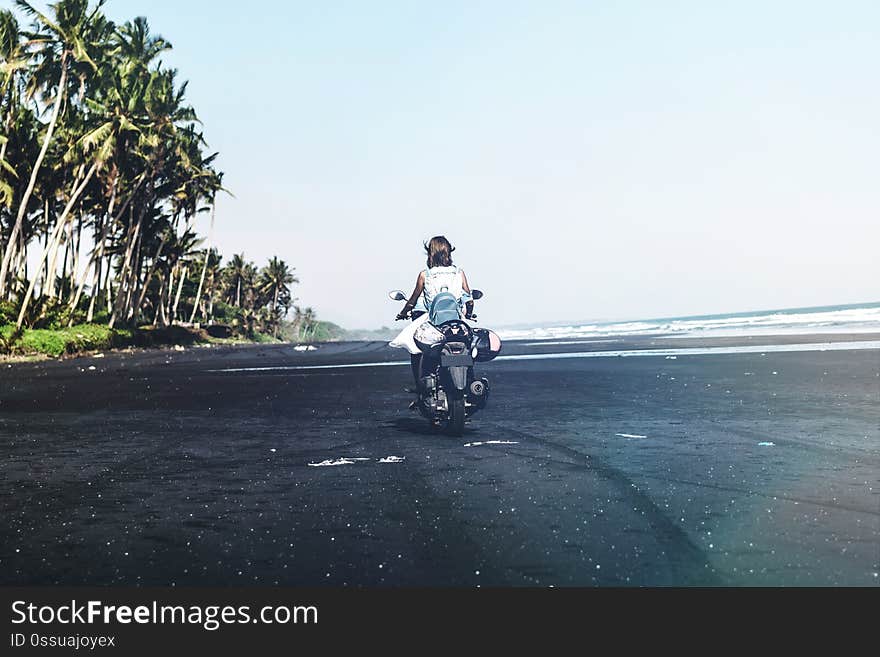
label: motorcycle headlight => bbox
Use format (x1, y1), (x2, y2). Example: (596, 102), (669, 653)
(414, 322), (444, 349)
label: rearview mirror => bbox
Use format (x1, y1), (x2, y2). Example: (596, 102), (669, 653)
(471, 289), (484, 300)
(389, 290), (407, 301)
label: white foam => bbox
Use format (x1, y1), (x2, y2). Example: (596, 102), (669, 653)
(294, 345), (317, 352)
(615, 433), (647, 439)
(463, 440), (519, 447)
(498, 306), (880, 342)
(378, 456), (405, 463)
(758, 442), (775, 447)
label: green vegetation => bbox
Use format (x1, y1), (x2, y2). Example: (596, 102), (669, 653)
(0, 1), (327, 356)
(338, 326), (398, 341)
(5, 323), (122, 357)
(280, 318), (346, 343)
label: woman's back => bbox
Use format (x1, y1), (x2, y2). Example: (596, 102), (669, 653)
(422, 265), (463, 308)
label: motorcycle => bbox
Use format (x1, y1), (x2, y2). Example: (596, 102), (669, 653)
(389, 289), (502, 435)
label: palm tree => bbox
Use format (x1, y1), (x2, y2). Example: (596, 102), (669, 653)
(155, 227), (201, 326)
(257, 256), (297, 337)
(66, 20), (165, 319)
(258, 256), (297, 315)
(301, 306), (316, 340)
(0, 3), (259, 340)
(222, 253), (247, 308)
(0, 0), (109, 298)
(0, 10), (28, 172)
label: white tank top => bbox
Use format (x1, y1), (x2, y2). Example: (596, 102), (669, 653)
(422, 266), (463, 308)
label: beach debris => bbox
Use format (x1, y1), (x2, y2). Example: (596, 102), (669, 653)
(615, 433), (647, 439)
(269, 448), (277, 453)
(173, 345), (185, 352)
(308, 458), (357, 467)
(94, 353), (105, 358)
(379, 456), (405, 463)
(307, 456), (372, 467)
(463, 440), (519, 447)
(294, 345), (317, 352)
(758, 441), (775, 447)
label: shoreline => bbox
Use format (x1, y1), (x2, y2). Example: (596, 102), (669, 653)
(2, 328), (878, 367)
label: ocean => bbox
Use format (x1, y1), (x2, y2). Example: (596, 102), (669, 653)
(495, 301), (880, 342)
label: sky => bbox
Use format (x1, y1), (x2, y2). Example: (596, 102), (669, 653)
(27, 0), (880, 328)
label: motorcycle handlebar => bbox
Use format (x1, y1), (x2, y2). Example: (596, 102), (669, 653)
(396, 313), (478, 321)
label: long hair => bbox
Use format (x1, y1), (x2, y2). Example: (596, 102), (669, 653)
(424, 236), (455, 268)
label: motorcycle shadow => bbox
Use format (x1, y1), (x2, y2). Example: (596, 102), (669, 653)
(384, 417), (460, 437)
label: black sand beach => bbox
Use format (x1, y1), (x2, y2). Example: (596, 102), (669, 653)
(1, 334), (878, 586)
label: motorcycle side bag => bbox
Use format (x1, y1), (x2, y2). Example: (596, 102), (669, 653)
(473, 328), (502, 362)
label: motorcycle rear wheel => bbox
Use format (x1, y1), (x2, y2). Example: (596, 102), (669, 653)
(446, 393), (465, 436)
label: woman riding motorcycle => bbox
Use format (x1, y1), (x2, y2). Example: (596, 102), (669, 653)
(390, 236), (474, 384)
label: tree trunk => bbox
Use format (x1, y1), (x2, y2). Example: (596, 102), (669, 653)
(69, 210), (83, 303)
(172, 264), (187, 323)
(77, 178), (116, 321)
(45, 170), (86, 302)
(40, 199), (49, 295)
(14, 228), (27, 294)
(125, 229), (144, 322)
(109, 206), (143, 328)
(105, 275), (112, 315)
(71, 254), (94, 321)
(83, 170), (143, 317)
(190, 252), (209, 324)
(130, 229), (169, 324)
(166, 266), (175, 320)
(154, 274), (166, 326)
(189, 204), (215, 323)
(59, 221), (73, 298)
(206, 272), (215, 322)
(16, 160), (97, 328)
(273, 287), (279, 337)
(0, 54), (68, 298)
(51, 219), (73, 300)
